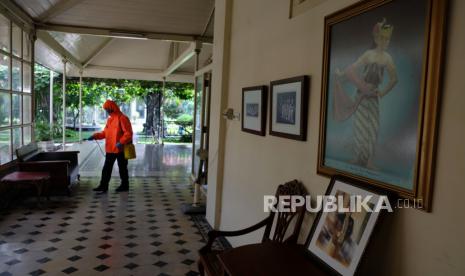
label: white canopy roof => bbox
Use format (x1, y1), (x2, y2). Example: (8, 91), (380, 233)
(7, 0), (214, 82)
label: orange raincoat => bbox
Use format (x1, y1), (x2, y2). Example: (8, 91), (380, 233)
(92, 100), (133, 153)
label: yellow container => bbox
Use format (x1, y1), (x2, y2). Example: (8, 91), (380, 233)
(124, 143), (136, 159)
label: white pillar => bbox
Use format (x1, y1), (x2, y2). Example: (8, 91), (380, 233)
(49, 70), (54, 137)
(206, 0), (232, 227)
(79, 70), (83, 143)
(130, 99), (137, 117)
(161, 77), (166, 144)
(62, 59), (67, 150)
(93, 106), (98, 125)
(192, 47), (201, 206)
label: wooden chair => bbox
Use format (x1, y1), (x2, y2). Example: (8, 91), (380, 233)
(197, 180), (307, 276)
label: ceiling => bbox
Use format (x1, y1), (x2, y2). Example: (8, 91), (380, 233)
(9, 0), (215, 82)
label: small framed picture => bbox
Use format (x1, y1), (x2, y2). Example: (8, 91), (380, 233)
(242, 86), (268, 136)
(306, 176), (387, 276)
(289, 0), (327, 19)
(269, 75), (309, 140)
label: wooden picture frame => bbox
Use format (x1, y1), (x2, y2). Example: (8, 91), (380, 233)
(269, 76), (309, 141)
(242, 86), (268, 136)
(317, 0), (447, 211)
(306, 176), (387, 276)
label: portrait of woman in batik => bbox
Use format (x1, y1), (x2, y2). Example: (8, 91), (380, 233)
(323, 0), (429, 191)
(333, 19), (397, 169)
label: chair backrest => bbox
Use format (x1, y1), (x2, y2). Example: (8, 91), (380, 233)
(263, 180), (307, 244)
(16, 143), (40, 162)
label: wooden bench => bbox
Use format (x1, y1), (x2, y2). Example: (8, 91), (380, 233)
(16, 143), (80, 196)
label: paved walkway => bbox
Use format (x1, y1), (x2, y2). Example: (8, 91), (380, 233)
(68, 142), (192, 178)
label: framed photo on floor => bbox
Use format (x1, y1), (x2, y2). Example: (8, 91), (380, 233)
(242, 86), (268, 136)
(317, 0), (447, 211)
(306, 176), (386, 276)
(269, 75), (309, 141)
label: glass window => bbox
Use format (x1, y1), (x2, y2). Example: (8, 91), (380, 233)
(23, 62), (31, 92)
(12, 127), (21, 158)
(23, 125), (31, 144)
(12, 23), (21, 57)
(0, 54), (10, 90)
(0, 129), (11, 165)
(0, 92), (10, 127)
(12, 93), (20, 125)
(0, 14), (34, 165)
(12, 58), (21, 91)
(23, 94), (31, 124)
(0, 14), (9, 53)
(23, 31), (31, 61)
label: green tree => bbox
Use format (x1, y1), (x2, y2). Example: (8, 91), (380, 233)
(123, 81), (194, 135)
(34, 64), (52, 122)
(34, 64), (194, 141)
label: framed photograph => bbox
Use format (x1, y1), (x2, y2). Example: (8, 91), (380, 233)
(242, 86), (268, 136)
(289, 0), (327, 19)
(270, 76), (309, 140)
(317, 0), (447, 211)
(306, 176), (386, 276)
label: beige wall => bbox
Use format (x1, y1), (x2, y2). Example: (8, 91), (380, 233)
(208, 0), (465, 275)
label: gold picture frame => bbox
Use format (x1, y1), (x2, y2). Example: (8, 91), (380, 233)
(317, 0), (447, 211)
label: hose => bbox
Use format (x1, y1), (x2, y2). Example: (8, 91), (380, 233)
(93, 140), (105, 157)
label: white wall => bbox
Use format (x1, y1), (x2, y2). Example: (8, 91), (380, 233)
(208, 0), (465, 275)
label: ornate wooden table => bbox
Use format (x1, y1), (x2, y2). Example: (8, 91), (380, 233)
(217, 241), (329, 276)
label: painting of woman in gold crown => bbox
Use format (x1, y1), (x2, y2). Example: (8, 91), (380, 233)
(333, 18), (398, 169)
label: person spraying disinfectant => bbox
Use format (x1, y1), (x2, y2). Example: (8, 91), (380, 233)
(86, 100), (133, 193)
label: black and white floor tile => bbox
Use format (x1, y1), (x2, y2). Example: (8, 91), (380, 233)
(0, 176), (206, 276)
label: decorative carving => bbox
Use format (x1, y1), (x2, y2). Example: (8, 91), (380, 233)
(268, 180), (307, 243)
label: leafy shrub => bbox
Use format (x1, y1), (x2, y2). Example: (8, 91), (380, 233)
(34, 120), (64, 141)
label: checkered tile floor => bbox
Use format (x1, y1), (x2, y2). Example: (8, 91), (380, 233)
(0, 176), (206, 276)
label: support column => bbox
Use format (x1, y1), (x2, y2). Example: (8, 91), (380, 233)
(79, 70), (83, 143)
(206, 0), (232, 228)
(49, 70), (54, 137)
(181, 43), (204, 214)
(192, 47), (201, 207)
(160, 77), (166, 145)
(62, 59), (67, 151)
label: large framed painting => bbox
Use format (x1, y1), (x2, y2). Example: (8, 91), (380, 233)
(242, 86), (268, 136)
(317, 0), (447, 211)
(306, 176), (386, 276)
(270, 76), (309, 141)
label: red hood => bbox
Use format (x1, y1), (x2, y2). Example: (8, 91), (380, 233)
(103, 100), (121, 114)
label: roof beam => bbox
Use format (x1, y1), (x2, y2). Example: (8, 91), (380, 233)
(201, 7), (215, 37)
(163, 41), (202, 77)
(37, 30), (82, 69)
(82, 65), (194, 83)
(0, 0), (34, 31)
(38, 0), (85, 23)
(85, 65), (163, 74)
(82, 37), (114, 68)
(35, 23), (213, 43)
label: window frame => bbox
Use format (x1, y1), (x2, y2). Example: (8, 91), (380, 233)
(0, 12), (34, 165)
